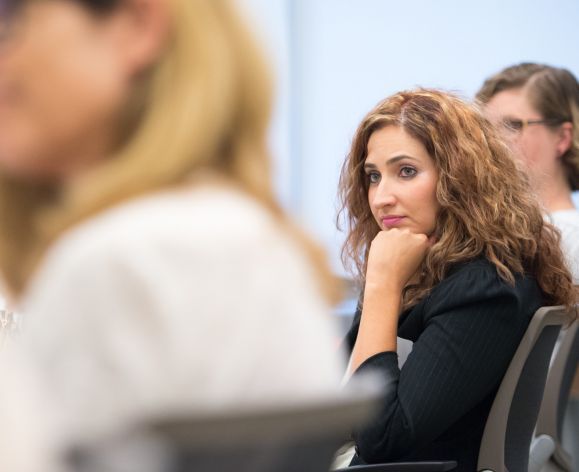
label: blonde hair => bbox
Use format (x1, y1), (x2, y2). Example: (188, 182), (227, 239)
(338, 89), (577, 312)
(0, 0), (337, 301)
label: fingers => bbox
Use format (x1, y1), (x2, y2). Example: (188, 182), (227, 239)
(372, 228), (429, 248)
(366, 229), (431, 290)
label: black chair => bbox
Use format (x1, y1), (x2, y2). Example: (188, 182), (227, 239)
(335, 306), (568, 472)
(530, 314), (578, 472)
(68, 382), (383, 472)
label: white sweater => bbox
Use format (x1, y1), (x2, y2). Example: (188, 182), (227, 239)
(549, 209), (579, 284)
(14, 185), (344, 450)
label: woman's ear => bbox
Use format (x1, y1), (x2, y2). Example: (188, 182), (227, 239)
(556, 122), (573, 158)
(108, 0), (171, 77)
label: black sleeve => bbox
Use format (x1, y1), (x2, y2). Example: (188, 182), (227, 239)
(344, 301), (362, 353)
(350, 265), (534, 463)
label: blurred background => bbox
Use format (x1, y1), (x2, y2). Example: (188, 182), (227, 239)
(238, 0), (579, 276)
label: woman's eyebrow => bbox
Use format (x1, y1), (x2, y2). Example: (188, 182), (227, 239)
(364, 155), (418, 168)
(385, 154), (418, 165)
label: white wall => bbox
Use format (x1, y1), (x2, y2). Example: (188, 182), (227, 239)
(239, 0), (579, 274)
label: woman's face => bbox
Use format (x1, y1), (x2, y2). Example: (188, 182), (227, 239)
(0, 0), (132, 181)
(364, 126), (440, 236)
(483, 87), (562, 189)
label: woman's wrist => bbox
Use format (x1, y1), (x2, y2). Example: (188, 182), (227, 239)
(364, 277), (404, 298)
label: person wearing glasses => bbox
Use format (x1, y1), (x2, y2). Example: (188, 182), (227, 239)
(0, 0), (344, 469)
(476, 63), (579, 283)
(337, 89), (576, 470)
(476, 63), (579, 470)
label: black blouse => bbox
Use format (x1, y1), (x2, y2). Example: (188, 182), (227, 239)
(345, 258), (545, 471)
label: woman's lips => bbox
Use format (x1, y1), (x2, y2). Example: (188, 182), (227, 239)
(381, 216), (405, 227)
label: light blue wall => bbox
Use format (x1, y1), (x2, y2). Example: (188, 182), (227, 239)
(240, 0), (579, 274)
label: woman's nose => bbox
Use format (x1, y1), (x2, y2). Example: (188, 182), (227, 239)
(371, 184), (396, 209)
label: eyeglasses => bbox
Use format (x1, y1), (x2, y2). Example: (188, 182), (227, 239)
(500, 117), (563, 133)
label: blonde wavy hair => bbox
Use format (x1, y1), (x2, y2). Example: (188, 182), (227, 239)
(338, 89), (577, 311)
(0, 0), (337, 301)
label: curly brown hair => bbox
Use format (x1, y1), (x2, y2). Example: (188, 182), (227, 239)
(338, 89), (577, 312)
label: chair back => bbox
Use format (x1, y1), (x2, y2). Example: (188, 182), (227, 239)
(477, 306), (569, 472)
(69, 384), (382, 472)
(534, 316), (579, 471)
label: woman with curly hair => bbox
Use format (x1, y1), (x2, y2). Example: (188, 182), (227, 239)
(338, 89), (577, 470)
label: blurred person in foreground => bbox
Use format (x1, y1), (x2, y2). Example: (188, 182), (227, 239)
(0, 0), (344, 469)
(336, 89), (576, 470)
(477, 62), (579, 471)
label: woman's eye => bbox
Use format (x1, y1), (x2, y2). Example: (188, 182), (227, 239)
(367, 172), (380, 184)
(502, 119), (524, 132)
(400, 166), (417, 178)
